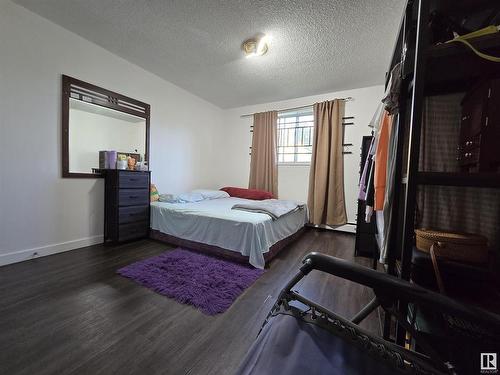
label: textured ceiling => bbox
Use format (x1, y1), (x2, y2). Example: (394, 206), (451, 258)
(14, 0), (404, 108)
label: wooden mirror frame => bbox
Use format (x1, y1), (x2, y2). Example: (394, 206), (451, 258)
(61, 75), (150, 178)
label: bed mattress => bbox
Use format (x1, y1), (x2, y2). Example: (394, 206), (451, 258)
(150, 197), (308, 268)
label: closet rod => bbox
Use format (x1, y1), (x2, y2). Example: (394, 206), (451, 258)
(239, 97), (354, 118)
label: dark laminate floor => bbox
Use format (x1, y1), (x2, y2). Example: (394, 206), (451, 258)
(0, 228), (380, 375)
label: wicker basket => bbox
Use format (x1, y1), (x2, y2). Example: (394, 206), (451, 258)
(415, 229), (488, 264)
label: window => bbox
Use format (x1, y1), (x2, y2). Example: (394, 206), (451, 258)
(277, 108), (314, 164)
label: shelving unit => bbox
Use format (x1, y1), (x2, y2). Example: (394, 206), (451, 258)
(416, 171), (500, 188)
(426, 32), (500, 95)
(381, 0), (500, 345)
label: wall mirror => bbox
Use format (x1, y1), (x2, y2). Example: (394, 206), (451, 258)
(62, 75), (150, 178)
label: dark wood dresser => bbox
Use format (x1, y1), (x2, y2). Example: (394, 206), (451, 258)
(103, 170), (151, 244)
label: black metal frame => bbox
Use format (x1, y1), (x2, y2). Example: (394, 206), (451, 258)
(262, 253), (500, 374)
(382, 0), (500, 345)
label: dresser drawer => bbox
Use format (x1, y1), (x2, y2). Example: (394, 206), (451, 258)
(118, 221), (148, 242)
(118, 189), (149, 206)
(119, 172), (149, 189)
(118, 206), (149, 224)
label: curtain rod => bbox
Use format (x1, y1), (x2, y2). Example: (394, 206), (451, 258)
(239, 97), (354, 118)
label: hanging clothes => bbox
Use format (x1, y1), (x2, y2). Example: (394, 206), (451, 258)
(360, 61), (402, 263)
(382, 62), (403, 115)
(359, 103), (384, 200)
(374, 111), (393, 211)
(358, 137), (376, 201)
(362, 103), (385, 224)
(365, 160), (375, 223)
(369, 103), (384, 129)
(380, 113), (399, 264)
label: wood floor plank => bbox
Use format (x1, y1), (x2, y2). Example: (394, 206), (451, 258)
(0, 229), (379, 375)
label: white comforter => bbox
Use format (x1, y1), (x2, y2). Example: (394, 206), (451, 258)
(150, 197), (308, 268)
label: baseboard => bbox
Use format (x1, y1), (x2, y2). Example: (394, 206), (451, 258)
(308, 223), (357, 234)
(331, 224), (357, 234)
(0, 235), (104, 267)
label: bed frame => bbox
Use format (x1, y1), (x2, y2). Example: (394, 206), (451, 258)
(150, 226), (306, 266)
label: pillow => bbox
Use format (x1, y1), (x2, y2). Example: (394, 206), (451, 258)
(159, 192), (205, 203)
(220, 187), (274, 200)
(150, 184), (160, 202)
(192, 189), (230, 200)
(177, 192), (205, 203)
(159, 193), (180, 203)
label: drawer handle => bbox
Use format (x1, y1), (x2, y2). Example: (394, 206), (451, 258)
(129, 195), (139, 199)
(129, 178), (138, 181)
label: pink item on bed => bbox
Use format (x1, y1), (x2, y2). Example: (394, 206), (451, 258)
(220, 187), (274, 200)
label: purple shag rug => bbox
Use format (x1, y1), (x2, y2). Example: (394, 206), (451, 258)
(117, 248), (264, 315)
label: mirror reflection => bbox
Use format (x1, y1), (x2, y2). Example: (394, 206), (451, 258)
(68, 98), (146, 174)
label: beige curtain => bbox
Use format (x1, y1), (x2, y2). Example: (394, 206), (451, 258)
(249, 111), (278, 197)
(308, 100), (347, 226)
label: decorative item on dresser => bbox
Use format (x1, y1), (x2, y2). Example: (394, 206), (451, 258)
(102, 169), (151, 244)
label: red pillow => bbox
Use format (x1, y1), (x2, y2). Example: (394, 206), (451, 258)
(220, 187), (274, 200)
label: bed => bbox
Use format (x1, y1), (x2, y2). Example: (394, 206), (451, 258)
(150, 196), (308, 268)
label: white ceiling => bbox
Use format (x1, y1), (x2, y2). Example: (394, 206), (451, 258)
(14, 0), (404, 108)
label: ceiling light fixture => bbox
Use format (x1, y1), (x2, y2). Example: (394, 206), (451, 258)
(242, 34), (269, 58)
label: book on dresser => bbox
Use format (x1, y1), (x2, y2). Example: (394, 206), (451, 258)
(102, 169), (151, 244)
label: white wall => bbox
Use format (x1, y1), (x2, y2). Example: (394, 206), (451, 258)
(0, 0), (384, 266)
(217, 85), (384, 226)
(0, 0), (223, 265)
